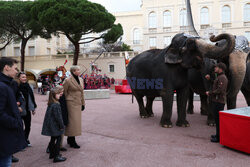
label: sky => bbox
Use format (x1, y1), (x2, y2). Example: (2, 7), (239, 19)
(89, 0), (142, 13)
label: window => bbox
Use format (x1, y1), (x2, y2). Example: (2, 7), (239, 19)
(244, 4), (250, 22)
(180, 9), (187, 26)
(28, 46), (35, 56)
(164, 36), (171, 47)
(148, 12), (157, 28)
(109, 64), (115, 73)
(1, 48), (6, 57)
(47, 48), (51, 55)
(14, 47), (20, 56)
(222, 5), (231, 23)
(149, 37), (156, 48)
(245, 32), (250, 41)
(200, 7), (209, 25)
(133, 28), (140, 44)
(163, 11), (172, 27)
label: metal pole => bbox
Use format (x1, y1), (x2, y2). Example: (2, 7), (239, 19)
(186, 0), (199, 36)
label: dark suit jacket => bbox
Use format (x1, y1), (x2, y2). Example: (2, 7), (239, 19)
(0, 72), (27, 158)
(59, 94), (68, 126)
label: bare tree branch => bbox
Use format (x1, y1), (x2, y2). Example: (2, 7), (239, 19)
(79, 36), (103, 44)
(0, 38), (12, 51)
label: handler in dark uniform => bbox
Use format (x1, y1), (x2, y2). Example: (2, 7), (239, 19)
(206, 62), (228, 143)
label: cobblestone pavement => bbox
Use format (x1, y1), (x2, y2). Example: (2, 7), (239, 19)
(13, 90), (249, 167)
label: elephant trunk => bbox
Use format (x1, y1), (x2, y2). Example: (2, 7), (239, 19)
(227, 50), (248, 97)
(196, 33), (235, 59)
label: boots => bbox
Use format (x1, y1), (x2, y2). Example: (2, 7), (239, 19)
(53, 146), (66, 163)
(67, 137), (80, 149)
(46, 145), (50, 153)
(53, 155), (67, 163)
(49, 142), (55, 159)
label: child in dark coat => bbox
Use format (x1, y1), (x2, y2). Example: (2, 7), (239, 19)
(41, 88), (66, 163)
(45, 85), (68, 153)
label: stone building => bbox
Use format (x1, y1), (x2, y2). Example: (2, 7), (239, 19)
(115, 0), (250, 51)
(0, 0), (249, 81)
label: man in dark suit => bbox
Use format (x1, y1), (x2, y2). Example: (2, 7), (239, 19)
(0, 57), (27, 167)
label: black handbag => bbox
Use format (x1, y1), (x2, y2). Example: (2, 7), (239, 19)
(19, 92), (27, 116)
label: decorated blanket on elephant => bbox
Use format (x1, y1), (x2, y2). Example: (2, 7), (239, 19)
(235, 36), (249, 52)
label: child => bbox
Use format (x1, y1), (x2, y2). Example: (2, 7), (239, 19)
(41, 88), (66, 163)
(46, 85), (68, 153)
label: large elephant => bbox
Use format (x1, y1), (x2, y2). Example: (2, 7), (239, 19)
(126, 33), (235, 128)
(241, 54), (250, 105)
(187, 35), (249, 125)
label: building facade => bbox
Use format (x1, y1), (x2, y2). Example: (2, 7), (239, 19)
(115, 0), (250, 51)
(0, 0), (249, 81)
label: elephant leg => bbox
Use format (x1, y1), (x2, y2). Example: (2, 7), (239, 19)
(160, 90), (174, 128)
(200, 95), (208, 115)
(176, 88), (190, 127)
(241, 87), (250, 106)
(134, 94), (147, 118)
(227, 95), (237, 109)
(146, 96), (155, 117)
(207, 97), (215, 126)
(186, 89), (194, 114)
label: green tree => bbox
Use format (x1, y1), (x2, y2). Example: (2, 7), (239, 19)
(0, 1), (47, 71)
(32, 0), (123, 65)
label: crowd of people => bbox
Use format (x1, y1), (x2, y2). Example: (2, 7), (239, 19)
(82, 74), (115, 89)
(36, 73), (115, 95)
(0, 57), (228, 166)
(0, 57), (86, 166)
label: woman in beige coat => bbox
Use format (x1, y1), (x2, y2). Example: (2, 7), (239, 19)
(63, 66), (85, 148)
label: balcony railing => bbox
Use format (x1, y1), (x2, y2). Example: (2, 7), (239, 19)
(163, 27), (171, 32)
(222, 23), (232, 28)
(244, 21), (250, 26)
(180, 26), (188, 31)
(200, 24), (210, 29)
(148, 28), (157, 33)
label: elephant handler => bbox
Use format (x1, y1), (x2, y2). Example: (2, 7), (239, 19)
(206, 62), (228, 143)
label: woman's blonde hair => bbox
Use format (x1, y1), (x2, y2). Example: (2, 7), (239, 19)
(70, 65), (80, 74)
(47, 86), (63, 105)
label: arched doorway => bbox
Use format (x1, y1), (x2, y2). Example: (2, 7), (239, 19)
(25, 69), (38, 81)
(38, 69), (57, 83)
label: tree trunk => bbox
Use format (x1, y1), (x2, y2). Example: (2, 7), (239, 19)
(73, 42), (80, 65)
(20, 38), (28, 71)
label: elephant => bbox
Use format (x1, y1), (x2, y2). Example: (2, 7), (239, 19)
(186, 35), (249, 125)
(126, 33), (235, 128)
(241, 54), (250, 106)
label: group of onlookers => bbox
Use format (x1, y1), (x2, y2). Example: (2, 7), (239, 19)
(82, 74), (115, 89)
(0, 57), (85, 166)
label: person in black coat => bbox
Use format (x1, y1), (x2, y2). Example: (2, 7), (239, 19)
(0, 57), (27, 166)
(42, 88), (66, 163)
(18, 72), (37, 146)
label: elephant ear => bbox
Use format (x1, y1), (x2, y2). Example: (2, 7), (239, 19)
(165, 45), (183, 64)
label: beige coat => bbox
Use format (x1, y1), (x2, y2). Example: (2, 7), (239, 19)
(63, 76), (85, 136)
